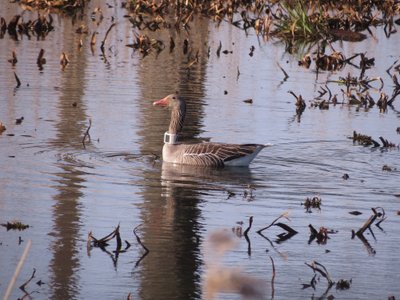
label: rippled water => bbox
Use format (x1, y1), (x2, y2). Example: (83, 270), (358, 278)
(1, 1), (399, 299)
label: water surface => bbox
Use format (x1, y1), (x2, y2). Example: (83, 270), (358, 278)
(0, 1), (399, 299)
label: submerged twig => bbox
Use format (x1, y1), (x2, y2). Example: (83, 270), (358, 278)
(270, 256), (275, 300)
(82, 119), (92, 148)
(257, 212), (290, 234)
(244, 216), (253, 256)
(305, 261), (333, 286)
(133, 224), (149, 267)
(243, 216), (253, 237)
(100, 23), (116, 54)
(356, 209), (378, 236)
(277, 62), (289, 80)
(19, 268), (36, 293)
(14, 72), (21, 88)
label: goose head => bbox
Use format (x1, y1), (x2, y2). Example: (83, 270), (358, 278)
(153, 93), (183, 108)
(153, 94), (186, 136)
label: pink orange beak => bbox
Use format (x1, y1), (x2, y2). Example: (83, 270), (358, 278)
(153, 96), (169, 106)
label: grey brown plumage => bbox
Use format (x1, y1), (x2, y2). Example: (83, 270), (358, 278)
(153, 94), (270, 167)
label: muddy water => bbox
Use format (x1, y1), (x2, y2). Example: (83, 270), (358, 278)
(0, 1), (399, 300)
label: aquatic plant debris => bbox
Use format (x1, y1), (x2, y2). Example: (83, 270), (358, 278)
(1, 14), (54, 41)
(0, 122), (6, 134)
(257, 212), (298, 244)
(336, 279), (352, 290)
(352, 131), (398, 148)
(308, 224), (337, 245)
(302, 196), (322, 213)
(1, 220), (30, 231)
(122, 0), (400, 49)
(17, 0), (86, 10)
(303, 260), (334, 297)
(87, 224), (132, 268)
(351, 207), (387, 255)
(133, 224), (150, 267)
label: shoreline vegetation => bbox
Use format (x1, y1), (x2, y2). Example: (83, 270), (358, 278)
(12, 0), (400, 42)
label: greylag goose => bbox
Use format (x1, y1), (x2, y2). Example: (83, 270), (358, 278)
(153, 94), (271, 167)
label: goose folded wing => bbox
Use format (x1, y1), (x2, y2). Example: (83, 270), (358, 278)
(182, 143), (260, 166)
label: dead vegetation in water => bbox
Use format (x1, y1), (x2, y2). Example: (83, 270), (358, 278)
(120, 0), (400, 48)
(352, 131), (398, 149)
(308, 224), (338, 245)
(257, 212), (298, 244)
(230, 213), (297, 259)
(291, 40), (400, 119)
(87, 223), (150, 267)
(0, 122), (6, 134)
(302, 196), (322, 213)
(0, 14), (54, 40)
(87, 224), (131, 266)
(126, 33), (165, 57)
(351, 207), (387, 255)
(17, 0), (86, 11)
(302, 260), (352, 297)
(1, 220), (30, 231)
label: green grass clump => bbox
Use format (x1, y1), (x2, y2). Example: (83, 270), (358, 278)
(274, 1), (328, 42)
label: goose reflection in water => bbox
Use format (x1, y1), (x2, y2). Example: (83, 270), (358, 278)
(160, 163), (268, 300)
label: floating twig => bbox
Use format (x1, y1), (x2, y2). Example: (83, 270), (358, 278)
(100, 23), (116, 54)
(133, 224), (149, 267)
(216, 41), (222, 57)
(60, 52), (70, 70)
(270, 256), (275, 299)
(8, 50), (17, 65)
(14, 72), (21, 88)
(90, 31), (97, 46)
(37, 49), (46, 69)
(0, 122), (6, 134)
(88, 224), (120, 249)
(244, 216), (253, 256)
(82, 119), (92, 148)
(305, 261), (333, 286)
(355, 208), (378, 236)
(277, 62), (289, 80)
(386, 59), (399, 76)
(19, 268), (36, 294)
(243, 216), (253, 238)
(257, 212), (290, 234)
(257, 212), (297, 244)
(288, 91), (306, 117)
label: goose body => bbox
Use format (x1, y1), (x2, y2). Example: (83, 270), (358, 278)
(153, 94), (270, 167)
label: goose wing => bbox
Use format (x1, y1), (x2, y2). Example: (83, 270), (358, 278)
(181, 143), (263, 167)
